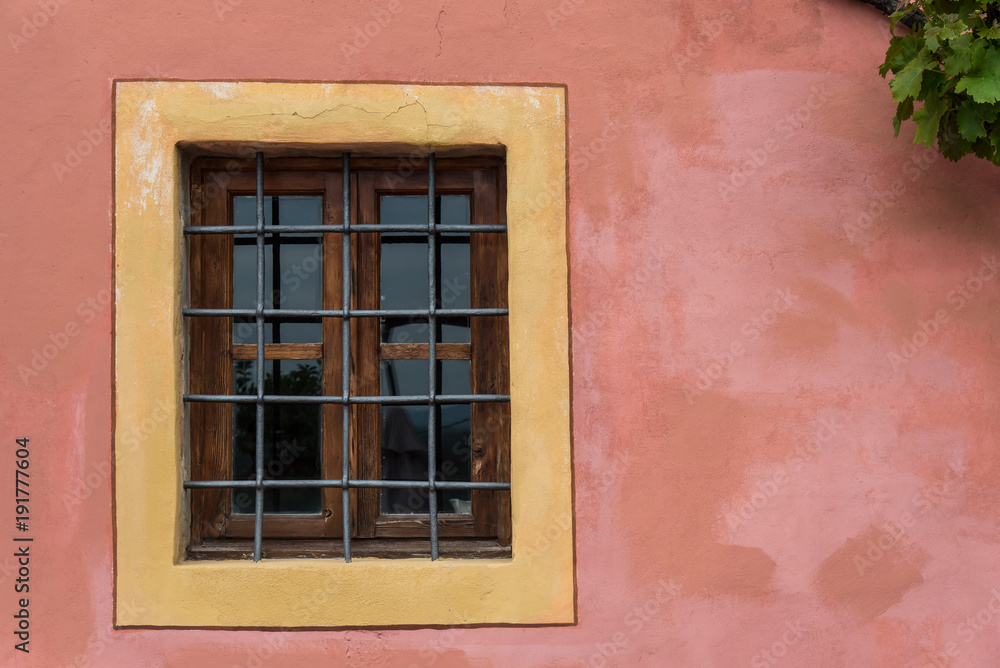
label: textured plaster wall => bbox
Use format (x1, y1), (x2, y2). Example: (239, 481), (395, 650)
(2, 0), (1000, 666)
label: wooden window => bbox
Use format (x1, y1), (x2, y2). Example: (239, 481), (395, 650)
(187, 155), (511, 559)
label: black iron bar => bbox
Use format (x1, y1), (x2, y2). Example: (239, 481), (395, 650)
(185, 224), (506, 235)
(184, 308), (507, 318)
(253, 152), (265, 563)
(427, 153), (439, 560)
(184, 393), (509, 405)
(341, 153), (352, 562)
(185, 479), (511, 490)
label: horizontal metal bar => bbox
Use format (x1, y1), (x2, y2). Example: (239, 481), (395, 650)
(184, 224), (506, 235)
(183, 393), (510, 405)
(184, 479), (511, 490)
(182, 308), (508, 318)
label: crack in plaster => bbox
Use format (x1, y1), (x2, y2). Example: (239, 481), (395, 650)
(435, 5), (445, 57)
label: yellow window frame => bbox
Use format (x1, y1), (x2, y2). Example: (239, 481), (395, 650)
(112, 80), (573, 627)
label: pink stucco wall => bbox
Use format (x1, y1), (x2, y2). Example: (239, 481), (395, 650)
(3, 0), (1000, 665)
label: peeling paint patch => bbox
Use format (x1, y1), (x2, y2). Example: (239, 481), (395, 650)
(128, 99), (164, 216)
(815, 524), (928, 622)
(199, 81), (239, 99)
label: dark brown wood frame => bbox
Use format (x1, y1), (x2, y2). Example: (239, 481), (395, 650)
(187, 155), (511, 559)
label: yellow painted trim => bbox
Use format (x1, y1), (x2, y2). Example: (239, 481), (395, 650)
(113, 81), (572, 627)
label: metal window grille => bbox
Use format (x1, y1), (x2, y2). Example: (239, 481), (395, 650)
(182, 152), (511, 562)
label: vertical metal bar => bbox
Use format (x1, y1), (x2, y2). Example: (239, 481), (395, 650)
(341, 153), (352, 562)
(270, 197), (282, 511)
(427, 153), (439, 560)
(253, 152), (265, 562)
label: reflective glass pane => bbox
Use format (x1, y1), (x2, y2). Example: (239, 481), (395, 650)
(379, 359), (472, 514)
(233, 196), (323, 344)
(379, 241), (429, 310)
(233, 359), (322, 514)
(379, 194), (471, 335)
(380, 317), (469, 344)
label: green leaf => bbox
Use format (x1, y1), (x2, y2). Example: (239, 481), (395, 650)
(890, 48), (936, 101)
(882, 34), (924, 77)
(890, 6), (917, 31)
(956, 100), (994, 139)
(919, 69), (948, 100)
(943, 34), (974, 76)
(894, 99), (916, 136)
(882, 0), (1000, 167)
(955, 49), (1000, 102)
(914, 94), (948, 145)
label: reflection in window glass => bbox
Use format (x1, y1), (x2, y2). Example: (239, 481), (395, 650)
(233, 196), (323, 344)
(379, 194), (471, 342)
(380, 359), (472, 514)
(233, 359), (322, 514)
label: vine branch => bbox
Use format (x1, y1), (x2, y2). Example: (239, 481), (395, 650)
(855, 0), (926, 28)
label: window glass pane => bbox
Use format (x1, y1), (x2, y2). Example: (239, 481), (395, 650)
(233, 196), (323, 344)
(379, 194), (471, 336)
(379, 241), (429, 310)
(379, 195), (425, 227)
(380, 359), (471, 514)
(440, 195), (470, 311)
(378, 195), (427, 311)
(439, 239), (470, 310)
(380, 317), (470, 344)
(232, 359), (322, 514)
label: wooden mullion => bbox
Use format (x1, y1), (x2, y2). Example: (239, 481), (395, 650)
(352, 171), (381, 538)
(190, 167), (234, 542)
(233, 343), (323, 360)
(374, 513), (475, 538)
(188, 538), (511, 561)
(322, 171), (345, 538)
(380, 343), (470, 360)
(227, 514), (326, 539)
(470, 168), (511, 544)
(226, 171), (327, 191)
(373, 171), (473, 191)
